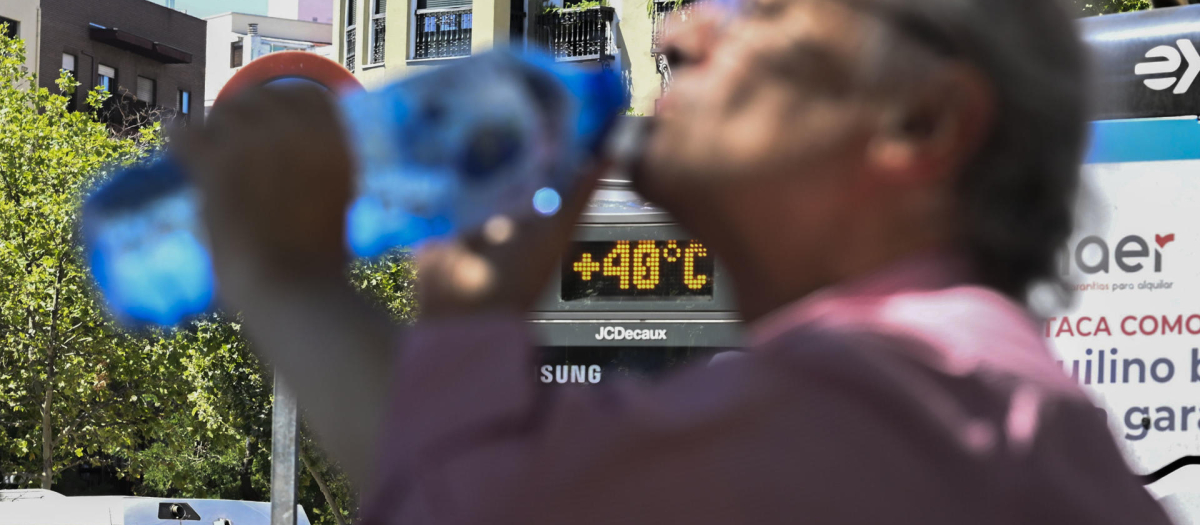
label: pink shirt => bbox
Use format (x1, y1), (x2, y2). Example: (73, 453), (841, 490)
(362, 254), (1172, 524)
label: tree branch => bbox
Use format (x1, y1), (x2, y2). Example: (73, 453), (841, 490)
(300, 452), (349, 525)
(56, 458), (85, 474)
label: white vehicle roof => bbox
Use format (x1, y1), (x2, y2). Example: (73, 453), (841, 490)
(0, 491), (309, 525)
(0, 489), (66, 501)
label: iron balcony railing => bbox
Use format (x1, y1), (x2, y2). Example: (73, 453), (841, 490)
(371, 17), (386, 63)
(534, 6), (615, 62)
(370, 0), (387, 64)
(346, 26), (357, 71)
(652, 0), (705, 93)
(414, 7), (473, 59)
(651, 0), (704, 51)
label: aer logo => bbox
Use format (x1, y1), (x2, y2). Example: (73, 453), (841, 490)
(1135, 39), (1200, 93)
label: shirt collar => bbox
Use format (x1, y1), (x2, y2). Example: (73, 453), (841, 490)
(747, 250), (975, 346)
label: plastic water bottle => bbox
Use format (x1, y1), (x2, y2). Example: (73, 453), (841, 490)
(82, 51), (629, 326)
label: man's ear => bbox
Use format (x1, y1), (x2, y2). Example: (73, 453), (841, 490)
(866, 64), (996, 185)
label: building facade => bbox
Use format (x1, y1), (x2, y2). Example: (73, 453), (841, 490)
(203, 12), (333, 113)
(269, 0), (334, 24)
(0, 0), (41, 81)
(331, 0), (697, 114)
(0, 0), (206, 120)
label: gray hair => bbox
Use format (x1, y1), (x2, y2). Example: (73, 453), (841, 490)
(851, 0), (1089, 301)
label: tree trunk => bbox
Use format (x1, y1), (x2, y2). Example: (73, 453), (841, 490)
(40, 349), (55, 490)
(300, 452), (348, 525)
(41, 261), (64, 490)
(239, 437), (259, 501)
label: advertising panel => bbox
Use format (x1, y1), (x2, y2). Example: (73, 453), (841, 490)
(1047, 118), (1200, 515)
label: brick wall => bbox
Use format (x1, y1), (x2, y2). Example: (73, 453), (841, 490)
(38, 0), (206, 120)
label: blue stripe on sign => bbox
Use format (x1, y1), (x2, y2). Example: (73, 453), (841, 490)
(1085, 117), (1200, 164)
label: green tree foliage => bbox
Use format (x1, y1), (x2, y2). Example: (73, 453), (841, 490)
(0, 25), (167, 490)
(1075, 0), (1151, 16)
(121, 318), (272, 500)
(348, 255), (419, 322)
(0, 27), (418, 524)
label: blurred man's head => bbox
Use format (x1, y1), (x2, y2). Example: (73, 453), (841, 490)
(637, 0), (1087, 319)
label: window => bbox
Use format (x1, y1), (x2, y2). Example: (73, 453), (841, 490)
(98, 64), (115, 92)
(369, 0), (386, 64)
(345, 0), (357, 71)
(61, 54), (77, 110)
(178, 90), (190, 115)
(268, 43), (304, 54)
(0, 17), (17, 40)
(231, 41), (244, 68)
(136, 76), (156, 105)
(413, 0), (472, 60)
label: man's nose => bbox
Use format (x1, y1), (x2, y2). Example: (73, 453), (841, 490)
(655, 5), (727, 72)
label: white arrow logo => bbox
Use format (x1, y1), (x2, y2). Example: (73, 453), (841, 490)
(1135, 39), (1200, 94)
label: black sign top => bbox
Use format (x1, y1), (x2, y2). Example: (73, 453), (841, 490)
(1081, 5), (1200, 120)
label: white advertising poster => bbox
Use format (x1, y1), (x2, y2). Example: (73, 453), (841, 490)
(1047, 158), (1200, 517)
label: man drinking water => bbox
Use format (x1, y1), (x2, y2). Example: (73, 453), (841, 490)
(179, 0), (1173, 522)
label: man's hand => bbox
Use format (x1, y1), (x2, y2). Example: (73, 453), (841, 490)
(177, 85), (354, 310)
(176, 85), (391, 485)
(416, 164), (603, 318)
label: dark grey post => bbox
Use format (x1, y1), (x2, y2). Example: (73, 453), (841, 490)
(271, 375), (299, 525)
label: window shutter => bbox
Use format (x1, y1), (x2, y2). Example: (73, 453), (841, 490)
(424, 0), (470, 8)
(231, 42), (244, 68)
(137, 76), (155, 105)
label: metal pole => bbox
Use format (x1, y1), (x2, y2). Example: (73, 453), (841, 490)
(271, 374), (299, 525)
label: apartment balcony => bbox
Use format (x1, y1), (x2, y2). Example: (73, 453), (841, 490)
(533, 6), (615, 63)
(651, 0), (704, 93)
(414, 8), (473, 60)
(651, 0), (704, 51)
